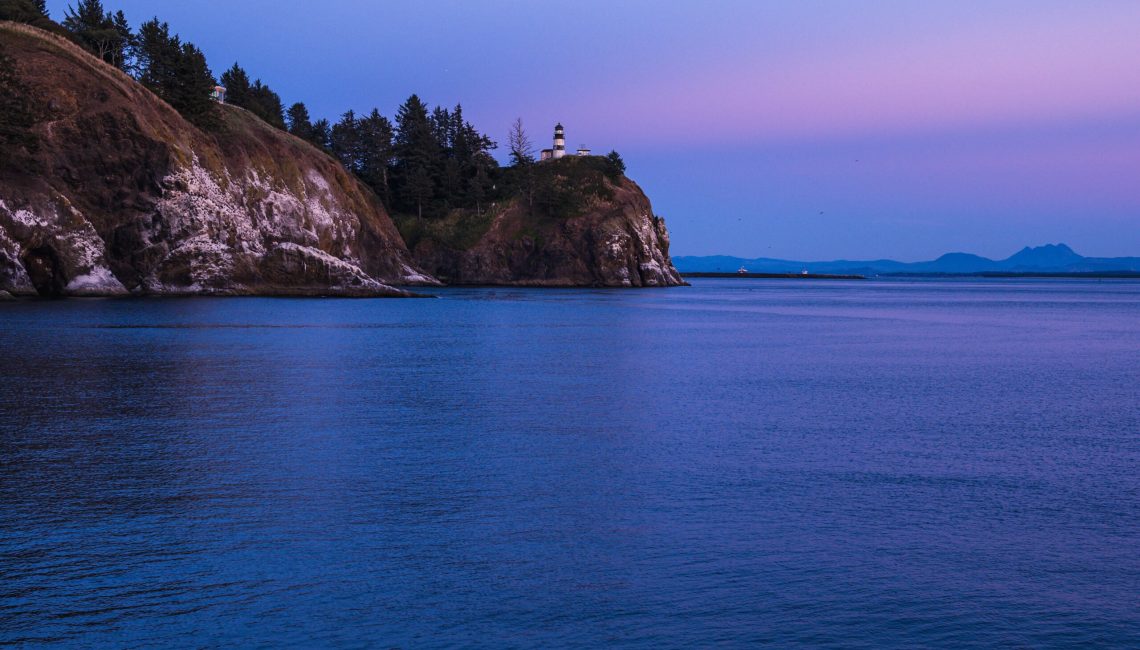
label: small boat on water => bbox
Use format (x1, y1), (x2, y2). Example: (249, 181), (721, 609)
(737, 266), (748, 274)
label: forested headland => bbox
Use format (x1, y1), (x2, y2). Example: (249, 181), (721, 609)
(1, 0), (627, 231)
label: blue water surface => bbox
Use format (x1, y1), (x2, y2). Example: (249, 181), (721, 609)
(1, 278), (1138, 647)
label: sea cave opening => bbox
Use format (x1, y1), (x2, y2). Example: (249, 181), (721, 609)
(20, 245), (67, 296)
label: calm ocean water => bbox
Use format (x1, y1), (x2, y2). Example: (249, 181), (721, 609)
(1, 278), (1137, 648)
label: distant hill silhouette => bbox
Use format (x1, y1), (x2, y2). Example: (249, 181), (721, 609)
(674, 244), (1140, 275)
(1003, 243), (1085, 268)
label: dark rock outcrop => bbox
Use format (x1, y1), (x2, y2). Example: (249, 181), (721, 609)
(406, 174), (685, 287)
(0, 22), (435, 297)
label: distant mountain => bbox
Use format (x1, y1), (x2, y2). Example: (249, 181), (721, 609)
(915, 253), (996, 273)
(1003, 243), (1084, 269)
(673, 244), (1140, 275)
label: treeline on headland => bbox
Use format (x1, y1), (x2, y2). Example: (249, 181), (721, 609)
(0, 0), (627, 222)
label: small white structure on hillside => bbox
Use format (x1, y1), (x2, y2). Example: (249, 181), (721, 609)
(211, 85), (226, 103)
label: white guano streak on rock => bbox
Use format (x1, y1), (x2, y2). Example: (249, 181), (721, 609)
(399, 263), (439, 285)
(0, 211), (36, 293)
(65, 266), (127, 295)
(150, 156), (385, 290)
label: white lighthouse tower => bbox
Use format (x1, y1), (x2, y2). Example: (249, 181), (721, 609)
(552, 122), (566, 159)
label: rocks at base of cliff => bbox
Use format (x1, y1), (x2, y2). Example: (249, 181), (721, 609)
(0, 197), (413, 297)
(247, 242), (413, 296)
(143, 240), (415, 296)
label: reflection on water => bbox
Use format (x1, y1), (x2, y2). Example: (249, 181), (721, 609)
(1, 280), (1138, 647)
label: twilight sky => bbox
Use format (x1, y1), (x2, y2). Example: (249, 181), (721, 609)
(49, 1), (1140, 259)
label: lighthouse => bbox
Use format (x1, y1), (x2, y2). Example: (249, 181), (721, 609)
(553, 123), (566, 159)
(540, 123), (590, 161)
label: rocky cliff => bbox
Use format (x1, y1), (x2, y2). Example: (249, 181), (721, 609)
(400, 160), (685, 287)
(0, 22), (434, 297)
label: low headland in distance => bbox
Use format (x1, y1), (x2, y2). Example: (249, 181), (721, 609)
(675, 243), (1140, 279)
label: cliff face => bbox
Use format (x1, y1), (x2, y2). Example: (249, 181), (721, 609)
(405, 172), (685, 287)
(0, 23), (435, 297)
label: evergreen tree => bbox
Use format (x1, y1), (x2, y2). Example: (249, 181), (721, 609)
(134, 19), (175, 87)
(170, 42), (216, 127)
(604, 150), (626, 179)
(394, 94), (439, 218)
(357, 109), (395, 208)
(0, 0), (38, 18)
(397, 101), (498, 212)
(0, 0), (47, 20)
(218, 64), (284, 128)
(63, 0), (107, 35)
(0, 0), (67, 34)
(440, 158), (462, 208)
(248, 79), (285, 128)
(110, 10), (134, 72)
(286, 102), (313, 141)
(62, 0), (133, 70)
(430, 106), (452, 153)
(449, 105), (470, 162)
(450, 106), (497, 208)
(219, 63), (251, 107)
(135, 19), (216, 128)
(468, 159), (492, 214)
(330, 109), (360, 171)
(310, 118), (331, 149)
(402, 166), (433, 220)
(261, 93), (498, 216)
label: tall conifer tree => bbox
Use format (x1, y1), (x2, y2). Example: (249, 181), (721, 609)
(286, 102), (313, 141)
(135, 19), (216, 128)
(62, 0), (133, 70)
(357, 109), (395, 208)
(394, 95), (439, 218)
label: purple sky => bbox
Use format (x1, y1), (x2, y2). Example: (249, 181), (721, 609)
(48, 1), (1140, 259)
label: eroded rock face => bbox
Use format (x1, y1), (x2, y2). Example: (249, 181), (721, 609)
(0, 195), (130, 295)
(0, 23), (435, 297)
(411, 177), (686, 287)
